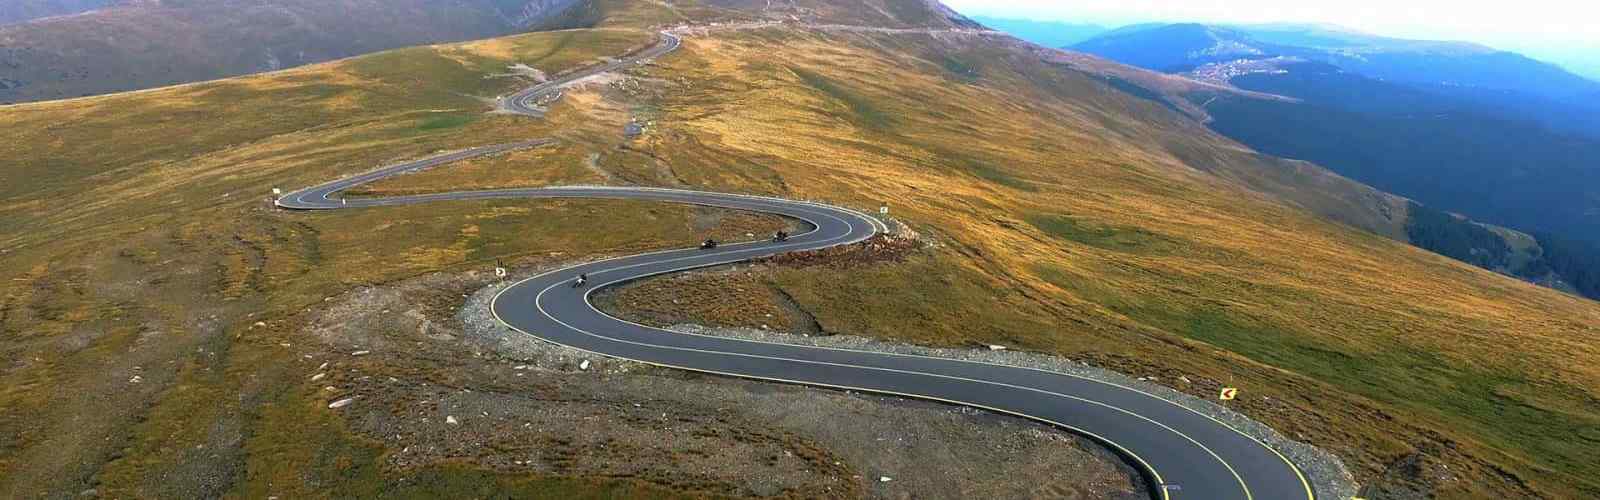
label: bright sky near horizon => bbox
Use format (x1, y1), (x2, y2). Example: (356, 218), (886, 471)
(942, 0), (1597, 45)
(941, 0), (1600, 78)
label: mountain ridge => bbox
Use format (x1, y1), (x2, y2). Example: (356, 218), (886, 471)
(0, 0), (113, 25)
(1071, 22), (1600, 99)
(967, 15), (1106, 48)
(1052, 19), (1600, 299)
(0, 0), (592, 104)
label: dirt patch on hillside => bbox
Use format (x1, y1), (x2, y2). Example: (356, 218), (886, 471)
(758, 234), (919, 268)
(301, 263), (1147, 499)
(595, 233), (922, 334)
(593, 265), (802, 333)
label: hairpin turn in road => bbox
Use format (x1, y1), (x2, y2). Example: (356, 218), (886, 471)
(275, 30), (1316, 500)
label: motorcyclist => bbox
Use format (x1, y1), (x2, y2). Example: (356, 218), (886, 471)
(572, 273), (588, 288)
(773, 230), (789, 242)
(701, 239), (718, 249)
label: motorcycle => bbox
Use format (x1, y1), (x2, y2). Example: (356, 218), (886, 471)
(701, 239), (718, 250)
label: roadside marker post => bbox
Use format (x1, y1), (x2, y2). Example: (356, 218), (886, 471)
(1219, 387), (1239, 401)
(495, 267), (507, 279)
(879, 205), (889, 215)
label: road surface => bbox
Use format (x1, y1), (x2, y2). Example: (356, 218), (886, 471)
(277, 29), (1316, 500)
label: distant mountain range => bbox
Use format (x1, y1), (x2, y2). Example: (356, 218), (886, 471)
(966, 16), (1106, 48)
(0, 0), (595, 104)
(1054, 21), (1600, 298)
(0, 0), (113, 25)
(1068, 23), (1600, 142)
(1072, 23), (1600, 102)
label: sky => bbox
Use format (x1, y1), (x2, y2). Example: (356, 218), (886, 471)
(944, 0), (1600, 79)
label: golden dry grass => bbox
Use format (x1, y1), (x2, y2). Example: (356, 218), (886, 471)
(295, 26), (1600, 496)
(0, 27), (740, 497)
(625, 28), (1600, 497)
(3, 14), (1599, 500)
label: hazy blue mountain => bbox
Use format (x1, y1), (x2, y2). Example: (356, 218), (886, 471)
(968, 15), (1106, 48)
(1092, 22), (1167, 39)
(1516, 45), (1600, 81)
(1235, 22), (1485, 52)
(1072, 21), (1600, 296)
(1423, 85), (1600, 140)
(1198, 60), (1600, 294)
(1070, 23), (1282, 72)
(1213, 60), (1600, 242)
(1234, 24), (1600, 99)
(1072, 23), (1600, 99)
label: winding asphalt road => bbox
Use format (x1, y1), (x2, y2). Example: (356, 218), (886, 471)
(277, 29), (1316, 500)
(499, 32), (681, 115)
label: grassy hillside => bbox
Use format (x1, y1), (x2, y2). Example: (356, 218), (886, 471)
(0, 27), (721, 497)
(2, 1), (1598, 498)
(607, 28), (1600, 498)
(0, 0), (985, 105)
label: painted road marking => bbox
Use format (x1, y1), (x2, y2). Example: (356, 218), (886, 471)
(286, 157), (1305, 500)
(538, 276), (1253, 499)
(276, 27), (1315, 499)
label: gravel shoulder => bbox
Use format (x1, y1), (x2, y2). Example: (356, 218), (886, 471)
(589, 259), (1361, 500)
(653, 324), (1360, 500)
(303, 261), (1148, 499)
